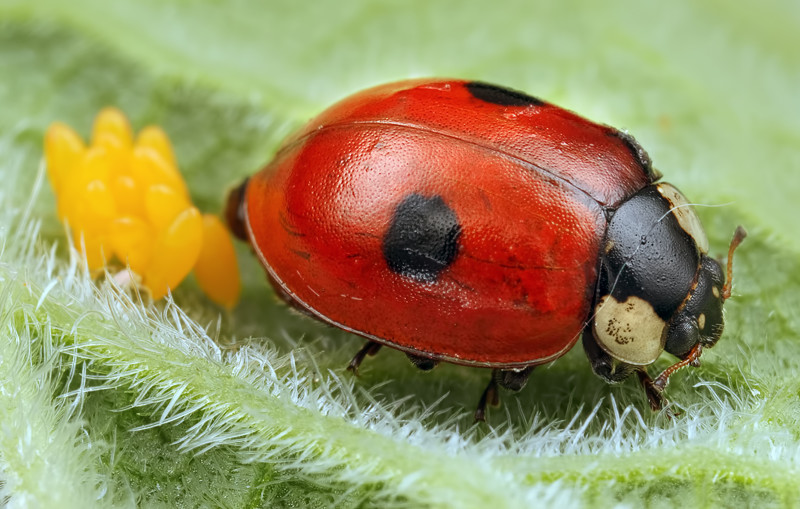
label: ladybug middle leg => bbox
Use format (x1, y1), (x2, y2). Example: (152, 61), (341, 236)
(474, 366), (535, 421)
(347, 341), (382, 376)
(347, 345), (442, 376)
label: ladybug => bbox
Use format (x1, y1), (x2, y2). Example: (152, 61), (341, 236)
(226, 79), (746, 420)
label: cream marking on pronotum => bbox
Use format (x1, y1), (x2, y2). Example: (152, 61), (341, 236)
(592, 294), (666, 365)
(657, 183), (709, 253)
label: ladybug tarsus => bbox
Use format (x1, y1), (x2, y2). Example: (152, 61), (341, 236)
(347, 341), (382, 376)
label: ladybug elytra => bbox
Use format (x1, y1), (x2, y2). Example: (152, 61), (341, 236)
(226, 79), (745, 419)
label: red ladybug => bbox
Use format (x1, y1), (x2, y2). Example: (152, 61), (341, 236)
(226, 79), (746, 419)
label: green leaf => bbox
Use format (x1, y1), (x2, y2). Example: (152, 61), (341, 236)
(0, 1), (799, 507)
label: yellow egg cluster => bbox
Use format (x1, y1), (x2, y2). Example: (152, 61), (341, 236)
(44, 108), (241, 308)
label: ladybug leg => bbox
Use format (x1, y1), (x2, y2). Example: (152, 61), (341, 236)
(636, 369), (666, 411)
(347, 341), (382, 376)
(637, 344), (704, 414)
(474, 367), (536, 421)
(405, 353), (440, 371)
(474, 372), (501, 422)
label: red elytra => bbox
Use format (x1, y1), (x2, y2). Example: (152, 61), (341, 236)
(243, 79), (652, 367)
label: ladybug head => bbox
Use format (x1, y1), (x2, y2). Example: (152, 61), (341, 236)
(664, 226), (747, 358)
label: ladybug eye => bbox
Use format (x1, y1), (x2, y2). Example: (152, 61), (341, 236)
(664, 316), (699, 358)
(664, 256), (726, 356)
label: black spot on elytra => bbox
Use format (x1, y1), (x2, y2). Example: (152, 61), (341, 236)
(383, 194), (461, 283)
(466, 81), (544, 107)
(609, 129), (660, 182)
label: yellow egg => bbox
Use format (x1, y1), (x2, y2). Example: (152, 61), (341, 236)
(84, 180), (116, 225)
(46, 109), (232, 304)
(72, 229), (110, 271)
(194, 214), (241, 309)
(136, 125), (177, 169)
(78, 146), (113, 185)
(111, 174), (146, 218)
(44, 122), (85, 194)
(56, 177), (82, 225)
(92, 107), (133, 148)
(94, 132), (131, 180)
(144, 207), (203, 300)
(110, 216), (154, 273)
(144, 184), (191, 231)
(131, 146), (189, 198)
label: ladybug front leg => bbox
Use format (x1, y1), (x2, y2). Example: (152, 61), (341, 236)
(347, 341), (382, 376)
(638, 342), (704, 412)
(636, 369), (666, 411)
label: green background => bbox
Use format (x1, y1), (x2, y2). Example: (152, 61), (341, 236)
(1, 1), (799, 507)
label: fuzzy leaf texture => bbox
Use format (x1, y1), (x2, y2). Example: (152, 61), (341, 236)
(0, 1), (799, 507)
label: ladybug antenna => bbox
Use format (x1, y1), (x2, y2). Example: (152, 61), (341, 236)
(722, 225), (747, 300)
